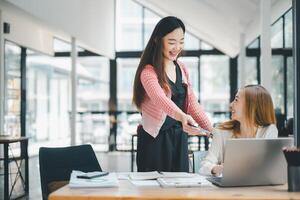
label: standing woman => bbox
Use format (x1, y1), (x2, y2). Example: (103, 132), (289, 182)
(132, 16), (213, 172)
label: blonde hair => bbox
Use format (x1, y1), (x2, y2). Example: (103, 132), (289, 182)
(218, 85), (276, 137)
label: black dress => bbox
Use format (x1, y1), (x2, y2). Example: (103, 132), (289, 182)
(137, 61), (188, 172)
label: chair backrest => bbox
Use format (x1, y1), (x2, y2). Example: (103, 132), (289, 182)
(39, 144), (102, 200)
(192, 151), (208, 173)
(280, 118), (294, 137)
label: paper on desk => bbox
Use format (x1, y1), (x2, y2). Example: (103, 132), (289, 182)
(117, 172), (130, 180)
(157, 174), (214, 188)
(129, 171), (196, 180)
(157, 177), (202, 188)
(130, 180), (160, 187)
(69, 170), (119, 188)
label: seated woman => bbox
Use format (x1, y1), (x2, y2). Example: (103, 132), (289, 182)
(199, 85), (278, 176)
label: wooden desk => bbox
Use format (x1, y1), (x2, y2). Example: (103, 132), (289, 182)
(49, 180), (300, 200)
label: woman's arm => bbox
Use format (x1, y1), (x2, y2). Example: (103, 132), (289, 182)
(178, 62), (212, 131)
(199, 130), (223, 175)
(188, 89), (213, 131)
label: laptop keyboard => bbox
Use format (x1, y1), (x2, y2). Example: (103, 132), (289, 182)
(206, 176), (222, 185)
(211, 176), (222, 181)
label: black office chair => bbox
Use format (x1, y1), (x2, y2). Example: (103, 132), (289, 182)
(280, 118), (294, 137)
(275, 112), (286, 137)
(39, 144), (102, 200)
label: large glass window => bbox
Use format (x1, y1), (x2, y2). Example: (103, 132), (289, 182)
(53, 38), (84, 53)
(116, 58), (141, 150)
(244, 57), (258, 85)
(287, 56), (294, 118)
(271, 56), (284, 113)
(200, 55), (230, 124)
(248, 38), (260, 49)
(4, 41), (21, 137)
(178, 57), (199, 98)
(26, 53), (71, 150)
(284, 9), (293, 48)
(117, 58), (139, 111)
(77, 56), (110, 151)
(185, 33), (200, 50)
(77, 56), (110, 111)
(271, 18), (283, 48)
(200, 41), (214, 50)
(144, 9), (161, 47)
(116, 0), (143, 51)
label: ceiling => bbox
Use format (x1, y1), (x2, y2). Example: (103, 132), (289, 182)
(136, 0), (292, 57)
(3, 0), (292, 58)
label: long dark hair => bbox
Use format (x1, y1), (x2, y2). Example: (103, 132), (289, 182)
(132, 16), (185, 109)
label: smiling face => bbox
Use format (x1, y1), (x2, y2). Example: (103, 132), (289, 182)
(162, 28), (184, 61)
(230, 89), (246, 122)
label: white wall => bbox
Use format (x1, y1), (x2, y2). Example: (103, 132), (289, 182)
(7, 0), (115, 58)
(0, 0), (54, 55)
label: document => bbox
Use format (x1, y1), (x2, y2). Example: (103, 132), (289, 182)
(69, 170), (119, 188)
(130, 180), (160, 187)
(157, 177), (202, 188)
(129, 171), (196, 180)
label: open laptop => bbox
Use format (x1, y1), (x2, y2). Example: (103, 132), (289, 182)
(207, 138), (293, 187)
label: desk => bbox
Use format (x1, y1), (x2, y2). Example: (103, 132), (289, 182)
(49, 180), (300, 200)
(0, 136), (29, 200)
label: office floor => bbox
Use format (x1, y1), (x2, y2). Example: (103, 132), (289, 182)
(0, 151), (134, 200)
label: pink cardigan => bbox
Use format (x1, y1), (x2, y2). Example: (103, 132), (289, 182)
(140, 61), (213, 138)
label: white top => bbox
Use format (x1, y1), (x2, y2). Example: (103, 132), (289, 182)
(198, 124), (278, 175)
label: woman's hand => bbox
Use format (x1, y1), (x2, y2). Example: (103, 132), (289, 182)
(179, 114), (208, 136)
(211, 165), (223, 176)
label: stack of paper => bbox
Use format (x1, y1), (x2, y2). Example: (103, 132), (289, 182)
(129, 171), (196, 180)
(157, 177), (203, 187)
(69, 170), (119, 188)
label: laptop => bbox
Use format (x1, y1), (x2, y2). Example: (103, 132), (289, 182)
(207, 138), (293, 187)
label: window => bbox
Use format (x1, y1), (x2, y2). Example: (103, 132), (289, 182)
(116, 0), (143, 51)
(77, 56), (110, 151)
(178, 57), (199, 97)
(77, 56), (110, 111)
(117, 58), (139, 111)
(54, 38), (84, 52)
(244, 57), (258, 85)
(287, 56), (294, 118)
(144, 9), (161, 47)
(26, 52), (71, 147)
(248, 38), (259, 49)
(185, 33), (200, 50)
(271, 56), (284, 113)
(200, 55), (230, 124)
(284, 9), (293, 48)
(271, 18), (283, 48)
(4, 41), (21, 137)
(200, 41), (213, 50)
